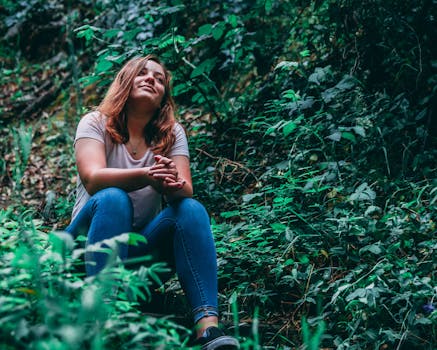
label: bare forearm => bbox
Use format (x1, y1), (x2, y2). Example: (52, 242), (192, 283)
(82, 167), (157, 195)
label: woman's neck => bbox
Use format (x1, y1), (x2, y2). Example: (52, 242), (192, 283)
(126, 105), (156, 139)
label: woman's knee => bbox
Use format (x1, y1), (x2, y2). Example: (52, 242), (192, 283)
(174, 198), (208, 217)
(92, 187), (133, 216)
(171, 198), (212, 234)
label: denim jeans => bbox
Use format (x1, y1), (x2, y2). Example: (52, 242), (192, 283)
(65, 187), (218, 323)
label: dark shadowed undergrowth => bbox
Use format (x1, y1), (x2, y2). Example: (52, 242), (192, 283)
(1, 0), (435, 349)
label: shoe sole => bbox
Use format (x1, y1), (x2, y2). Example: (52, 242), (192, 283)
(201, 335), (240, 350)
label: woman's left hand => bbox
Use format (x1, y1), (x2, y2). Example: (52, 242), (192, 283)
(149, 155), (185, 192)
(148, 154), (193, 197)
(149, 155), (179, 182)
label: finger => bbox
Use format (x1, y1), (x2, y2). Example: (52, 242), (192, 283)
(149, 164), (176, 172)
(154, 155), (172, 165)
(162, 158), (175, 167)
(164, 178), (185, 186)
(150, 163), (177, 173)
(152, 173), (177, 181)
(164, 181), (184, 189)
(149, 168), (178, 177)
(150, 163), (167, 171)
(154, 155), (163, 162)
(152, 171), (177, 178)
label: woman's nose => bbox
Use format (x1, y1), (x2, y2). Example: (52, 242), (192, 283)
(144, 73), (155, 84)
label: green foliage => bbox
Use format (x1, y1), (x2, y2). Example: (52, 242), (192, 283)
(0, 209), (189, 349)
(11, 124), (33, 192)
(0, 0), (436, 349)
(301, 316), (325, 350)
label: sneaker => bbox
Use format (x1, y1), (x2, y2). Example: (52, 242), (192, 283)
(192, 326), (240, 350)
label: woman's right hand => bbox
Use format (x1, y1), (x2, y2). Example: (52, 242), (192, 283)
(148, 155), (179, 183)
(148, 155), (187, 194)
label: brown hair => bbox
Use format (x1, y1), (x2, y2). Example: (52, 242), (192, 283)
(98, 55), (176, 155)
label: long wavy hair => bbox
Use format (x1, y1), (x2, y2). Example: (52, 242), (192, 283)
(98, 55), (176, 155)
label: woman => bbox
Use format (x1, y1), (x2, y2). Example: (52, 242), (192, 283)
(66, 55), (240, 349)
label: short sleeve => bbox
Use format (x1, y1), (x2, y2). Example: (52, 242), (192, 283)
(74, 111), (106, 146)
(169, 123), (190, 158)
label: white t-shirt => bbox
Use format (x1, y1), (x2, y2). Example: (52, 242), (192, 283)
(71, 111), (190, 229)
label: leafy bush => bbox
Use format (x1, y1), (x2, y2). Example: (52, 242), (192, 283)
(0, 0), (436, 349)
(0, 208), (190, 349)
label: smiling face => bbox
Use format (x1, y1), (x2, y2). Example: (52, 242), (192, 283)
(128, 59), (166, 110)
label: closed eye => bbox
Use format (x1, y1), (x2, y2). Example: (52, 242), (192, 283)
(138, 68), (165, 84)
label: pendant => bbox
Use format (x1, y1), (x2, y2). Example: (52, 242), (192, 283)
(132, 150), (137, 155)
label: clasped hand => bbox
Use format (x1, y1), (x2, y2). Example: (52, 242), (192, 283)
(148, 155), (185, 193)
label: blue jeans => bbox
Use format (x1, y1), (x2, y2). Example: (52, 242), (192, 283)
(65, 187), (218, 323)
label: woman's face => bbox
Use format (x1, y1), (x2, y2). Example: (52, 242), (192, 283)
(128, 59), (166, 109)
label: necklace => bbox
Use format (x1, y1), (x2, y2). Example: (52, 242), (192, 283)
(127, 138), (143, 155)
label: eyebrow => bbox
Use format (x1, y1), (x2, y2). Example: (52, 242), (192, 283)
(140, 67), (165, 77)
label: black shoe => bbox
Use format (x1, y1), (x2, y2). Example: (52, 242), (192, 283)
(192, 326), (240, 350)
